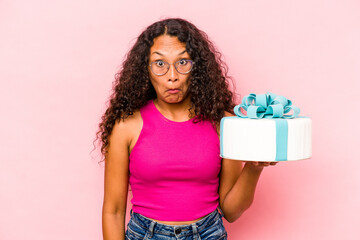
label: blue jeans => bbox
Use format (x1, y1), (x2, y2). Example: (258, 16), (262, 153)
(125, 207), (227, 240)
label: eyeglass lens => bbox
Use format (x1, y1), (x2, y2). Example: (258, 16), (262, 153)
(150, 60), (193, 76)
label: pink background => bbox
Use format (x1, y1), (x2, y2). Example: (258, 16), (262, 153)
(1, 0), (359, 239)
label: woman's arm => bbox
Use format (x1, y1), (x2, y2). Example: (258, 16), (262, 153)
(219, 161), (269, 223)
(102, 119), (131, 240)
(218, 111), (276, 223)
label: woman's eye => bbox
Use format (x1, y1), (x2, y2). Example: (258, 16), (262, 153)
(155, 61), (165, 67)
(178, 59), (188, 65)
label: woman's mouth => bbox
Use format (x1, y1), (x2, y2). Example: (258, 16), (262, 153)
(167, 89), (180, 94)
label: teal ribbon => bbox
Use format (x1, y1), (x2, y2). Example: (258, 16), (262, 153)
(234, 92), (300, 119)
(234, 92), (300, 161)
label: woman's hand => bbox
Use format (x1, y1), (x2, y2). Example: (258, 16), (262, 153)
(245, 161), (278, 171)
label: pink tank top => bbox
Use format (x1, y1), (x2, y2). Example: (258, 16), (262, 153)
(129, 99), (221, 221)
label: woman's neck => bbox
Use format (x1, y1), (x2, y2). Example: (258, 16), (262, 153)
(153, 97), (194, 122)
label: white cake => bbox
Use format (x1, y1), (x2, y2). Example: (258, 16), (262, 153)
(220, 117), (312, 161)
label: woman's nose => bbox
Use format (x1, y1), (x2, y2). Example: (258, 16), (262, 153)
(167, 64), (178, 82)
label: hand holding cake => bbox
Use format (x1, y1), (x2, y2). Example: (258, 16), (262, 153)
(250, 161), (278, 167)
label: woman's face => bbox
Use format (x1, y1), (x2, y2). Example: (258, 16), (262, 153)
(148, 35), (192, 104)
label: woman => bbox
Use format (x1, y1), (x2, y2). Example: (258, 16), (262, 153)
(96, 18), (276, 240)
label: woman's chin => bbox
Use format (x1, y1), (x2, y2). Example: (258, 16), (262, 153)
(162, 95), (186, 104)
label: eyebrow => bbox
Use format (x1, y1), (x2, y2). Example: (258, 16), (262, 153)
(152, 50), (187, 56)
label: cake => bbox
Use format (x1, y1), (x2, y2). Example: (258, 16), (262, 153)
(220, 92), (312, 161)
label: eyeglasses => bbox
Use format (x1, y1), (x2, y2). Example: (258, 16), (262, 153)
(149, 59), (194, 76)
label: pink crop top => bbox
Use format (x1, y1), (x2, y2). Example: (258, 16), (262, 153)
(129, 99), (222, 221)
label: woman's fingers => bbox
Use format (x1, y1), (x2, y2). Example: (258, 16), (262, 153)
(247, 161), (278, 167)
(257, 161), (278, 166)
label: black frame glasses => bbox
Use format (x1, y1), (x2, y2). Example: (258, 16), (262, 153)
(149, 59), (194, 76)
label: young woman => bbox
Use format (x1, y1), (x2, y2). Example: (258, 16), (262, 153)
(96, 18), (276, 240)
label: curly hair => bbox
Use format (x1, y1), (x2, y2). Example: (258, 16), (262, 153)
(94, 18), (236, 162)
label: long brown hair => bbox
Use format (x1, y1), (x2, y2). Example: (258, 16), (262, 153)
(94, 18), (236, 162)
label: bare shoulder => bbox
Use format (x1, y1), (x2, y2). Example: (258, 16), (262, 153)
(106, 110), (142, 170)
(109, 110), (143, 155)
(111, 110), (142, 147)
(120, 110), (142, 127)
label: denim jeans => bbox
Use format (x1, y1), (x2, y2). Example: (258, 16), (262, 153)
(125, 207), (227, 240)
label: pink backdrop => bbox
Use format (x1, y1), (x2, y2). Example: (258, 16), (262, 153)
(1, 0), (359, 239)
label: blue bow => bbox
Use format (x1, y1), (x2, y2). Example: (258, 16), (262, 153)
(234, 92), (300, 119)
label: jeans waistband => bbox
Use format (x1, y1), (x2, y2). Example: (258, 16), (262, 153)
(130, 206), (224, 235)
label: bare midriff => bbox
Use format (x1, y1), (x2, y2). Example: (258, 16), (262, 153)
(146, 213), (209, 226)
